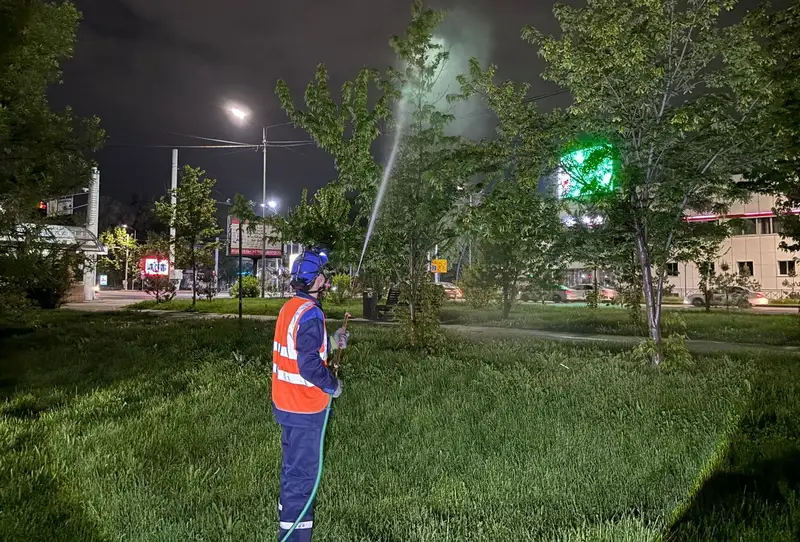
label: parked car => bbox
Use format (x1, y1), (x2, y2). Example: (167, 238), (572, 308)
(551, 284), (617, 303)
(683, 286), (768, 308)
(438, 282), (464, 300)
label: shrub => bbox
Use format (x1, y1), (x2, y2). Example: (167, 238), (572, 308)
(458, 268), (496, 309)
(396, 280), (445, 349)
(327, 274), (352, 305)
(231, 275), (260, 298)
(0, 241), (83, 309)
(144, 276), (176, 303)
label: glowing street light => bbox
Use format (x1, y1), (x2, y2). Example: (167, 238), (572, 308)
(229, 106), (248, 121)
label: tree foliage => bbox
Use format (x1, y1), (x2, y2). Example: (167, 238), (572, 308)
(98, 226), (140, 288)
(743, 3), (800, 251)
(276, 66), (394, 212)
(525, 0), (775, 363)
(0, 0), (103, 232)
(156, 165), (220, 307)
(466, 180), (565, 319)
(276, 183), (360, 272)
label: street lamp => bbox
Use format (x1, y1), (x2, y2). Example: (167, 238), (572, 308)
(120, 224), (137, 291)
(227, 104), (292, 297)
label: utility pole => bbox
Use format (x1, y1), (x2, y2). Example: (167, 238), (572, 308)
(434, 244), (440, 284)
(124, 245), (129, 291)
(170, 149), (178, 287)
(83, 167), (100, 301)
(214, 237), (220, 292)
(261, 126), (268, 298)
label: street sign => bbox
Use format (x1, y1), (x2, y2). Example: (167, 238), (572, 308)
(227, 217), (282, 258)
(46, 196), (74, 217)
(430, 259), (448, 273)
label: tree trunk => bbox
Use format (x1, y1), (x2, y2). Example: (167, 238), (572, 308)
(635, 232), (664, 365)
(502, 282), (511, 319)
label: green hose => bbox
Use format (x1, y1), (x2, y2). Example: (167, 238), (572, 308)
(279, 395), (333, 542)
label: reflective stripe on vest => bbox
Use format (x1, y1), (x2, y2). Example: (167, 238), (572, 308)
(272, 296), (330, 414)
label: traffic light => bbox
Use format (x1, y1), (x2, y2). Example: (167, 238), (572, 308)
(37, 201), (48, 216)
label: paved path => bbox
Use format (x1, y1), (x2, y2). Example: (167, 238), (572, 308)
(66, 305), (800, 356)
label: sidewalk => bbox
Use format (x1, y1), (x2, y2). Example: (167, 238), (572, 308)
(106, 308), (800, 355)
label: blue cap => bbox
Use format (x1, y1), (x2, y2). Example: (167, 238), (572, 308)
(291, 248), (329, 287)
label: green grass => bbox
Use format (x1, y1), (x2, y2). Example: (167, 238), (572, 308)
(441, 303), (800, 346)
(130, 297), (362, 319)
(2, 313), (798, 540)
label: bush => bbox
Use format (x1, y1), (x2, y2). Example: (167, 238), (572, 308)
(327, 274), (352, 305)
(144, 276), (176, 303)
(0, 242), (83, 309)
(231, 275), (260, 298)
(396, 280), (445, 349)
(458, 268), (496, 309)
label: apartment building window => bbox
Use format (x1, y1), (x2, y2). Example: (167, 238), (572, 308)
(779, 260), (796, 276)
(757, 217), (773, 235)
(738, 261), (754, 276)
(774, 217), (784, 234)
(730, 218), (757, 236)
(666, 262), (680, 277)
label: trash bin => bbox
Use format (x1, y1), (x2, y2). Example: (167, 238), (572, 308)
(362, 290), (377, 321)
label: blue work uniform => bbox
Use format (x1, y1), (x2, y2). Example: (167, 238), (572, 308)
(272, 291), (339, 542)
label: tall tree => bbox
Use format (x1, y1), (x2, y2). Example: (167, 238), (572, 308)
(377, 0), (480, 345)
(156, 166), (221, 307)
(467, 179), (565, 318)
(525, 0), (773, 363)
(98, 226), (140, 289)
(229, 194), (259, 322)
(0, 0), (103, 232)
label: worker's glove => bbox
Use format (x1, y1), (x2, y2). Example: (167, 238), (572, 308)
(331, 328), (349, 350)
(332, 380), (343, 398)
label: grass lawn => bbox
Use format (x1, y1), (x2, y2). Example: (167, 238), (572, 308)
(130, 297), (362, 320)
(132, 297), (800, 347)
(441, 303), (800, 346)
(2, 313), (798, 540)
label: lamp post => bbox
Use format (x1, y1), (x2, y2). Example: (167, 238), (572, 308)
(227, 105), (292, 297)
(259, 199), (279, 297)
(120, 224), (137, 291)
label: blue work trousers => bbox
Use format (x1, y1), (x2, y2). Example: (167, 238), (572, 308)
(277, 424), (323, 542)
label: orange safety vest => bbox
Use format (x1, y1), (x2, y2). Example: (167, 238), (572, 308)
(272, 296), (330, 414)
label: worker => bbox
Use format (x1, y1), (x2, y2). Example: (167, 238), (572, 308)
(272, 247), (348, 542)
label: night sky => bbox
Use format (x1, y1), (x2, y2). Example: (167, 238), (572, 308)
(51, 0), (764, 212)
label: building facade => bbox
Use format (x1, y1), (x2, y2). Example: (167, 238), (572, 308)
(667, 192), (797, 298)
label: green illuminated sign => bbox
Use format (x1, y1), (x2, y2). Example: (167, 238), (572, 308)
(557, 144), (616, 200)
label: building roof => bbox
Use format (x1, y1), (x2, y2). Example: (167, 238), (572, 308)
(2, 224), (107, 254)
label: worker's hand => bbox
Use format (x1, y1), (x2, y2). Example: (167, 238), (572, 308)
(333, 327), (349, 350)
(332, 380), (343, 398)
